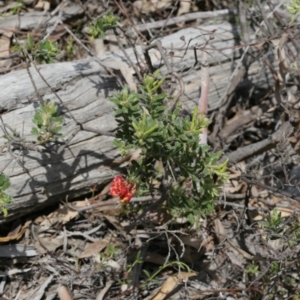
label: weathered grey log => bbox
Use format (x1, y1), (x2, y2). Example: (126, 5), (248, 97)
(0, 22), (274, 223)
(0, 4), (84, 32)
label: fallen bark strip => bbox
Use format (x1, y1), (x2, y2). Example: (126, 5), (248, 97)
(0, 22), (276, 223)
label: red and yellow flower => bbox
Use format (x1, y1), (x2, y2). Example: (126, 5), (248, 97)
(110, 176), (137, 203)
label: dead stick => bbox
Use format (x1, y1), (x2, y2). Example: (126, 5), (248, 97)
(198, 50), (209, 145)
(223, 121), (292, 163)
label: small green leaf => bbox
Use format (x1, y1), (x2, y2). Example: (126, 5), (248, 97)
(143, 269), (151, 278)
(0, 174), (12, 216)
(31, 127), (39, 136)
(1, 180), (10, 191)
(1, 205), (8, 216)
(187, 213), (195, 225)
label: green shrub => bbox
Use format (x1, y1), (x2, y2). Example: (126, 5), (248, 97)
(110, 71), (228, 223)
(87, 12), (119, 40)
(14, 34), (60, 63)
(31, 101), (64, 145)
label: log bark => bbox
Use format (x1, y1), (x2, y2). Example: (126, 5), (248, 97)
(0, 4), (84, 32)
(0, 21), (274, 223)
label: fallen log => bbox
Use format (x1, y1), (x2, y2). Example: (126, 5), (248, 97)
(0, 4), (84, 32)
(0, 21), (274, 223)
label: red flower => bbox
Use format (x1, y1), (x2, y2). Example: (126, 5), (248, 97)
(110, 176), (136, 203)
